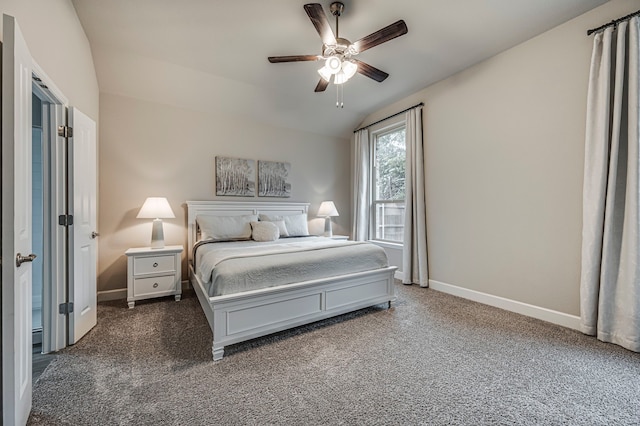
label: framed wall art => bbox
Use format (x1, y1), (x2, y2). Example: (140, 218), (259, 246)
(215, 156), (255, 196)
(258, 160), (291, 198)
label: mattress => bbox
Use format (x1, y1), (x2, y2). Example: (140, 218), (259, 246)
(193, 236), (389, 297)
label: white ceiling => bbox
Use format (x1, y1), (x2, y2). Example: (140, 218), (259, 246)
(71, 0), (608, 139)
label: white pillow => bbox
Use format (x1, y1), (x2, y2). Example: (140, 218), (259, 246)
(197, 214), (258, 241)
(259, 213), (309, 237)
(270, 220), (289, 237)
(250, 221), (280, 242)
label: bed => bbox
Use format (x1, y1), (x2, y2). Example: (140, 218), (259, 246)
(186, 200), (397, 360)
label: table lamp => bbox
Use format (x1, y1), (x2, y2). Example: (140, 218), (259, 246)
(137, 197), (175, 248)
(317, 201), (339, 237)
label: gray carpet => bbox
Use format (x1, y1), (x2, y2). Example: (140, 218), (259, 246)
(28, 283), (640, 425)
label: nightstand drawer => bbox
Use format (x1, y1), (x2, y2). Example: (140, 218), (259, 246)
(133, 275), (176, 297)
(134, 255), (175, 275)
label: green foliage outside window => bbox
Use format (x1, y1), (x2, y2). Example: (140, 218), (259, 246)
(375, 128), (406, 200)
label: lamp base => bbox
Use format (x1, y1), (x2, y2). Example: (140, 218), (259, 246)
(324, 217), (333, 238)
(150, 218), (165, 249)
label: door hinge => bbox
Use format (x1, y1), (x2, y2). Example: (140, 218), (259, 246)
(58, 214), (74, 227)
(58, 125), (73, 138)
(59, 302), (74, 315)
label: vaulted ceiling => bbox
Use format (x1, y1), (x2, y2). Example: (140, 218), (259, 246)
(72, 0), (608, 139)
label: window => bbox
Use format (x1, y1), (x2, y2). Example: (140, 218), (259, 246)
(371, 125), (406, 243)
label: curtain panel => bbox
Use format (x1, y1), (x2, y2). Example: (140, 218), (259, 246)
(403, 106), (429, 286)
(580, 17), (640, 352)
(352, 129), (370, 241)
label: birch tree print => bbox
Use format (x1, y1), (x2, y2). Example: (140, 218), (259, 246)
(215, 157), (255, 196)
(258, 161), (291, 197)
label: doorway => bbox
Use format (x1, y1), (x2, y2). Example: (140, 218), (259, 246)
(31, 90), (58, 383)
(32, 93), (44, 344)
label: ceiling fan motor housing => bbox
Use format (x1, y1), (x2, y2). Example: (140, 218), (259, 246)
(322, 37), (356, 58)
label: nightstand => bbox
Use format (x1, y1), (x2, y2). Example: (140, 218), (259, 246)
(125, 245), (183, 309)
(330, 235), (349, 240)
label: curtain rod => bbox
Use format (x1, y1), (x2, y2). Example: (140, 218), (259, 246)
(587, 8), (640, 36)
(353, 102), (424, 133)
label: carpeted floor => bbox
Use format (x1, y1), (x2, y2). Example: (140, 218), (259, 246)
(28, 283), (640, 425)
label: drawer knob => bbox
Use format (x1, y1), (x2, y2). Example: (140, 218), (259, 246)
(153, 262), (158, 267)
(153, 283), (159, 288)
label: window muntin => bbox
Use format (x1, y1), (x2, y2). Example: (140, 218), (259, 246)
(371, 126), (406, 243)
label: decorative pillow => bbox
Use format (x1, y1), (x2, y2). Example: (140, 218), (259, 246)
(250, 221), (280, 242)
(270, 220), (289, 237)
(259, 213), (309, 237)
(197, 214), (258, 241)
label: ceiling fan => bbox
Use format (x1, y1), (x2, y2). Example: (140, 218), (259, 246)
(268, 2), (408, 93)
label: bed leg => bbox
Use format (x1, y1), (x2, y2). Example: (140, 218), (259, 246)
(212, 344), (224, 361)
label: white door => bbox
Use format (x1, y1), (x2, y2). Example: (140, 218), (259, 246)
(68, 107), (98, 343)
(2, 14), (34, 426)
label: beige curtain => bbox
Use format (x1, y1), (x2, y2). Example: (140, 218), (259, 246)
(580, 17), (640, 352)
(402, 106), (428, 286)
(352, 129), (370, 241)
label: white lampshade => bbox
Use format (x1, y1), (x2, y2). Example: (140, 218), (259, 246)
(136, 197), (175, 219)
(317, 201), (339, 217)
(334, 70), (348, 85)
(318, 66), (332, 82)
(137, 197), (175, 249)
(325, 56), (342, 74)
(342, 60), (357, 79)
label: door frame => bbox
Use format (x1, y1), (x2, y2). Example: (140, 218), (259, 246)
(31, 62), (69, 354)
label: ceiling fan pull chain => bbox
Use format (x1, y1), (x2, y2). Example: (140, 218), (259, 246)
(335, 83), (344, 108)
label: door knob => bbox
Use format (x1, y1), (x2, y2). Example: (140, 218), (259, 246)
(91, 231), (100, 239)
(16, 253), (37, 267)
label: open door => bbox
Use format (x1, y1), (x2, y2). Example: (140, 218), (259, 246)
(2, 14), (34, 425)
(68, 107), (98, 343)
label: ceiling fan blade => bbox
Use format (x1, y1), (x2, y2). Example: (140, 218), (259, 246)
(268, 55), (321, 63)
(353, 60), (389, 82)
(352, 20), (408, 53)
(304, 3), (337, 46)
(314, 78), (330, 92)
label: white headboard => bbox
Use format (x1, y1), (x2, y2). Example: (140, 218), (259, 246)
(185, 200), (309, 263)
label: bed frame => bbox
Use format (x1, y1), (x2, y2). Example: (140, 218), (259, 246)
(186, 200), (397, 361)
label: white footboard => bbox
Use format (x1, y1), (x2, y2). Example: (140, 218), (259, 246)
(190, 265), (397, 360)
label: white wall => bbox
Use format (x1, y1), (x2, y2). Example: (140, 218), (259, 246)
(356, 0), (639, 317)
(98, 92), (351, 293)
(0, 0), (99, 121)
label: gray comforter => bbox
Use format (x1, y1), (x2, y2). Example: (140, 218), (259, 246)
(194, 237), (389, 297)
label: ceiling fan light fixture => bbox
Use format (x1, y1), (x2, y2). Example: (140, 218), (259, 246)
(325, 56), (342, 74)
(318, 66), (332, 82)
(342, 60), (357, 79)
(334, 70), (349, 85)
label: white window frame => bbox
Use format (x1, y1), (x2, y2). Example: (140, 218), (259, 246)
(369, 121), (406, 245)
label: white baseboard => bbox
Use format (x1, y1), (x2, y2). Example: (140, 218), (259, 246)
(428, 279), (581, 331)
(97, 280), (191, 303)
(97, 288), (127, 302)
